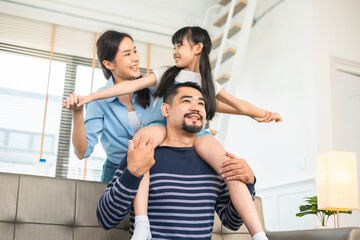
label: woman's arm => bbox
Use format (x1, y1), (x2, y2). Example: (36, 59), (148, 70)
(72, 110), (88, 158)
(64, 93), (88, 158)
(216, 88), (282, 122)
(80, 73), (157, 106)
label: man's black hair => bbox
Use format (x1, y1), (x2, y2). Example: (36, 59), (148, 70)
(163, 82), (208, 117)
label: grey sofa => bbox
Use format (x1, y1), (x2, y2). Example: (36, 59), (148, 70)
(0, 172), (359, 240)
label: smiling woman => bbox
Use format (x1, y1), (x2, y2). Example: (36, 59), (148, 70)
(63, 30), (154, 182)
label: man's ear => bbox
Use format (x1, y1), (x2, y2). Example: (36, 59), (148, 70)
(103, 60), (114, 70)
(194, 42), (203, 55)
(161, 103), (170, 117)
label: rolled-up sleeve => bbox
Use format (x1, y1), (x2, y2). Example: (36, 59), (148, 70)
(79, 102), (104, 159)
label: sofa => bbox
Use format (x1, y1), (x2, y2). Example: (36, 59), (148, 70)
(0, 172), (359, 240)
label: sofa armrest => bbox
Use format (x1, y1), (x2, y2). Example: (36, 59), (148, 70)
(267, 227), (360, 240)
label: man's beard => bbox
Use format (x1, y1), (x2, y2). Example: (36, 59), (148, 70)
(182, 112), (203, 133)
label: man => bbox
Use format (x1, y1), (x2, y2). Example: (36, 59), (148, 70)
(97, 82), (256, 239)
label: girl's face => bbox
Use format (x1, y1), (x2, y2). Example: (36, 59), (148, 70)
(106, 37), (140, 81)
(173, 38), (200, 71)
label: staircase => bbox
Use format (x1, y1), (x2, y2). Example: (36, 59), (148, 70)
(203, 0), (258, 137)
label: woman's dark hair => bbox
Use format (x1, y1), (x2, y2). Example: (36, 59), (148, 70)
(154, 26), (215, 120)
(96, 30), (151, 108)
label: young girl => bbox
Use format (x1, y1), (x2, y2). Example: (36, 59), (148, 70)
(79, 26), (281, 240)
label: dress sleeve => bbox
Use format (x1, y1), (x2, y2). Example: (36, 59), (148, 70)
(214, 79), (223, 96)
(96, 156), (142, 230)
(214, 181), (256, 231)
(151, 66), (169, 90)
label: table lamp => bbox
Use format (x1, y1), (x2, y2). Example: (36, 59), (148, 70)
(317, 151), (358, 228)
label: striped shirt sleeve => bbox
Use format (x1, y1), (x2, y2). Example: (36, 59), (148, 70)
(214, 180), (256, 231)
(96, 157), (142, 230)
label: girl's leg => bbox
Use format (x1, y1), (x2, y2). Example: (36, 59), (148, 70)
(194, 135), (267, 239)
(131, 125), (166, 240)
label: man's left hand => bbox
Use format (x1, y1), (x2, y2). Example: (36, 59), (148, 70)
(220, 152), (255, 184)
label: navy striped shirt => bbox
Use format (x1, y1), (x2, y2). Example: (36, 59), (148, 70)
(97, 146), (255, 240)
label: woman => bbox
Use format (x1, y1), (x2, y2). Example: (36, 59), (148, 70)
(63, 30), (153, 182)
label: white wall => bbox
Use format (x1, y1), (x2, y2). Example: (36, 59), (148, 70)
(220, 0), (318, 231)
(313, 0), (360, 228)
(219, 0), (360, 231)
(313, 0), (360, 152)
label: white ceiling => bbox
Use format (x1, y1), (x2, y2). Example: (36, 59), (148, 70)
(0, 0), (282, 46)
(126, 0), (219, 18)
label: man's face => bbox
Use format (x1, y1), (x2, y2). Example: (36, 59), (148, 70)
(163, 87), (206, 134)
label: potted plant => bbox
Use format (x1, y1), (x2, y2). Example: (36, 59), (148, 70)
(296, 196), (352, 227)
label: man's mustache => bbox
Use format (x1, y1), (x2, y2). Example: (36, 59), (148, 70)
(184, 112), (203, 121)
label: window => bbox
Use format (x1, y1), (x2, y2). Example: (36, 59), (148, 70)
(0, 50), (65, 176)
(67, 66), (107, 181)
(0, 13), (155, 181)
(0, 13), (103, 179)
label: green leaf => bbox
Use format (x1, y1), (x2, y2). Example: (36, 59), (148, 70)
(299, 205), (312, 211)
(296, 196), (352, 225)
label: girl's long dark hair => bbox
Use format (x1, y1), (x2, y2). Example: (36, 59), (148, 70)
(96, 30), (151, 108)
(154, 26), (216, 120)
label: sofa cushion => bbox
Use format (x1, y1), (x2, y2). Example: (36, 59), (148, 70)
(75, 180), (107, 227)
(16, 175), (76, 225)
(74, 180), (130, 230)
(267, 227), (360, 240)
(14, 223), (73, 240)
(0, 173), (19, 221)
(74, 227), (130, 240)
(0, 222), (15, 240)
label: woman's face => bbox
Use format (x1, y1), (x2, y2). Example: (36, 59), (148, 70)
(108, 37), (140, 80)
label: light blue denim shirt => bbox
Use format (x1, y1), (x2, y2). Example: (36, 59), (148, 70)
(80, 77), (154, 164)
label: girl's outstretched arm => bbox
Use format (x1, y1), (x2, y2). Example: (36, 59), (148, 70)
(79, 73), (157, 106)
(216, 88), (282, 122)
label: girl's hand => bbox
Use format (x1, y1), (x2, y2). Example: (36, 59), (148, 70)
(272, 112), (282, 122)
(63, 93), (83, 112)
(77, 95), (91, 107)
(253, 111), (282, 123)
(253, 111), (272, 122)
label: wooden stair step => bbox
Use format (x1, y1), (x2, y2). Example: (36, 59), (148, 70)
(216, 74), (230, 84)
(228, 23), (242, 38)
(212, 23), (242, 49)
(213, 0), (248, 27)
(221, 48), (236, 63)
(211, 48), (236, 68)
(218, 0), (231, 6)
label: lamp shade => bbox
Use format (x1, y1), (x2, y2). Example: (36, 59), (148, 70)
(317, 151), (358, 211)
